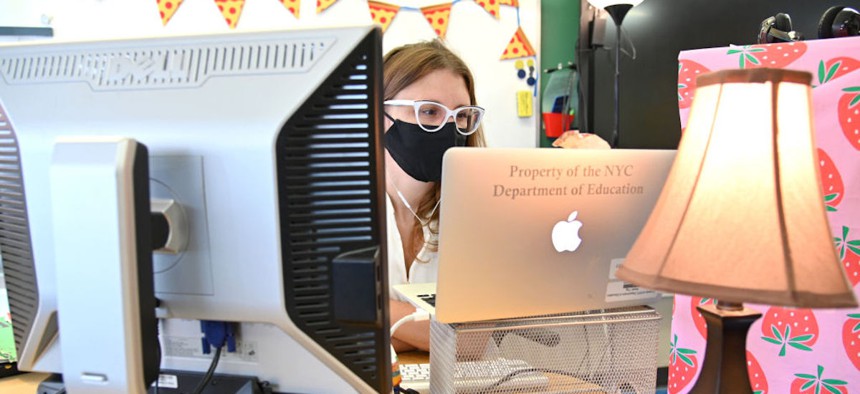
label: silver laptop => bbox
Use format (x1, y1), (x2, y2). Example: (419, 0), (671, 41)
(395, 147), (676, 323)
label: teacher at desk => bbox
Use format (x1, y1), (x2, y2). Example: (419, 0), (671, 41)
(382, 39), (486, 353)
(382, 40), (611, 353)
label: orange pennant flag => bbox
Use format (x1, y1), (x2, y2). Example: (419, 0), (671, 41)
(421, 3), (452, 39)
(476, 0), (500, 19)
(215, 0), (245, 28)
(367, 1), (400, 33)
(499, 0), (519, 7)
(500, 27), (536, 60)
(279, 0), (300, 18)
(156, 0), (184, 25)
(317, 0), (338, 13)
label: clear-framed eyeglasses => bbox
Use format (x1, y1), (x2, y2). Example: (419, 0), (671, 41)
(384, 100), (485, 135)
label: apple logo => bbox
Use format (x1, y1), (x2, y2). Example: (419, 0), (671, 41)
(552, 210), (583, 252)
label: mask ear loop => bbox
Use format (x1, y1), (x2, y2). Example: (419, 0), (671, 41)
(383, 112), (443, 226)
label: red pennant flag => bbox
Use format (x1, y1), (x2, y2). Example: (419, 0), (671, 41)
(476, 0), (500, 19)
(279, 0), (300, 18)
(367, 1), (400, 33)
(500, 27), (536, 60)
(156, 0), (184, 25)
(500, 0), (519, 7)
(317, 0), (338, 13)
(215, 0), (246, 29)
(421, 3), (452, 39)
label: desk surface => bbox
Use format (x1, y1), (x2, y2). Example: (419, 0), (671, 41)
(0, 371), (49, 392)
(398, 350), (429, 365)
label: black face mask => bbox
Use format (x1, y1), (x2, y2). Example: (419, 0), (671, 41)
(384, 117), (466, 183)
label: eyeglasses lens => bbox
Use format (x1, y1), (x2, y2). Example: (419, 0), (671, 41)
(416, 102), (481, 134)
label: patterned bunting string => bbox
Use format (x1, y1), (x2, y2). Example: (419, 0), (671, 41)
(215, 0), (246, 28)
(500, 26), (535, 60)
(368, 1), (401, 33)
(156, 0), (184, 25)
(317, 0), (338, 13)
(476, 0), (500, 19)
(421, 3), (453, 39)
(153, 0), (532, 59)
(279, 0), (301, 18)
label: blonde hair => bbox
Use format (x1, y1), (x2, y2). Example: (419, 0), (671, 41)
(383, 40), (486, 255)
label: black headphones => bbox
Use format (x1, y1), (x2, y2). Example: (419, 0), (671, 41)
(819, 6), (860, 38)
(758, 13), (804, 44)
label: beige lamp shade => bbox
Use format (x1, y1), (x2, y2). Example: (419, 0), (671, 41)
(617, 68), (857, 308)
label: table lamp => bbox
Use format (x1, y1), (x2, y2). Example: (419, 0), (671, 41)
(616, 68), (858, 393)
(586, 0), (644, 147)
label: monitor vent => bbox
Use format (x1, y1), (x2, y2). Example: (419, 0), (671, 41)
(0, 103), (38, 362)
(0, 37), (334, 90)
(275, 30), (389, 390)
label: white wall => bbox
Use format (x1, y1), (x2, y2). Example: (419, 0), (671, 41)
(0, 0), (541, 147)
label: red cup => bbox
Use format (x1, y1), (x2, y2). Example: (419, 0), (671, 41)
(542, 112), (575, 138)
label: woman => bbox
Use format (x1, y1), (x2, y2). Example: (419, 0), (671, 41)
(383, 40), (486, 352)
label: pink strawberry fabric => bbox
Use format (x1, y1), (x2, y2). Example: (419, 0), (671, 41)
(671, 36), (860, 394)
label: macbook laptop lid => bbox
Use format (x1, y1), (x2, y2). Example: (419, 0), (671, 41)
(432, 147), (675, 323)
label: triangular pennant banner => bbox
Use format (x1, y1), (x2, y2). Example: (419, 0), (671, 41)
(421, 3), (452, 39)
(476, 0), (500, 19)
(156, 0), (184, 25)
(279, 0), (300, 18)
(367, 1), (400, 33)
(317, 0), (338, 13)
(500, 27), (536, 60)
(499, 0), (519, 6)
(215, 0), (246, 28)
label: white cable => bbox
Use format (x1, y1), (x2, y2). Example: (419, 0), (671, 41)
(391, 308), (431, 336)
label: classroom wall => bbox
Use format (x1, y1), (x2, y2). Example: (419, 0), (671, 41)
(0, 0), (589, 146)
(538, 0), (579, 148)
(0, 0), (541, 148)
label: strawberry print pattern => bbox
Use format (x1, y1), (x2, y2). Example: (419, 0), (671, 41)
(789, 365), (848, 394)
(835, 226), (860, 287)
(747, 351), (768, 394)
(817, 57), (860, 85)
(726, 42), (807, 69)
(761, 307), (818, 356)
(668, 334), (698, 394)
(844, 313), (860, 371)
(817, 149), (844, 212)
(839, 86), (860, 150)
(678, 60), (710, 109)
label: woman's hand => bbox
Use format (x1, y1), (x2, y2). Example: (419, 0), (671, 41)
(552, 130), (611, 149)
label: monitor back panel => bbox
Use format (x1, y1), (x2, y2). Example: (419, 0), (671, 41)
(435, 148), (675, 323)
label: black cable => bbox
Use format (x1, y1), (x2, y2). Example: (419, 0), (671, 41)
(191, 346), (222, 394)
(574, 325), (591, 376)
(153, 316), (163, 394)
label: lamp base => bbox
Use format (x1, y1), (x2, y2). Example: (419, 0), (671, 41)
(689, 303), (762, 394)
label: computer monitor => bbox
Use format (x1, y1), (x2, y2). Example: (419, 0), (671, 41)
(0, 25), (390, 393)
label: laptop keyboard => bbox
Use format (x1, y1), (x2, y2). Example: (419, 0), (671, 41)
(399, 358), (549, 393)
(417, 293), (436, 307)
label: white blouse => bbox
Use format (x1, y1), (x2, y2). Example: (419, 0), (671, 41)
(386, 194), (438, 302)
